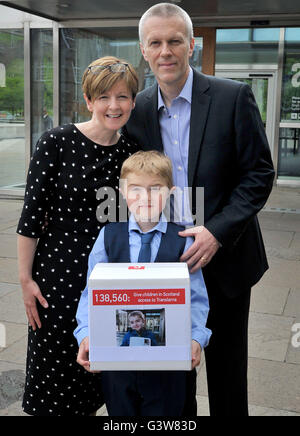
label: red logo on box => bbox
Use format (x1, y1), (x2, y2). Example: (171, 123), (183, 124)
(128, 266), (145, 270)
(93, 288), (185, 306)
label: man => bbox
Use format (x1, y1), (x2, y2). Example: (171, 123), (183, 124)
(42, 107), (53, 132)
(124, 3), (275, 416)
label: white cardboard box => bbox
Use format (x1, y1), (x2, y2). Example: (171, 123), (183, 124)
(88, 262), (191, 371)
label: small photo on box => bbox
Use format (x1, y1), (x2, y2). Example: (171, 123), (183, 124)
(116, 309), (166, 347)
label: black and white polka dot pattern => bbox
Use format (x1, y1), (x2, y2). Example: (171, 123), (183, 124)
(17, 124), (139, 415)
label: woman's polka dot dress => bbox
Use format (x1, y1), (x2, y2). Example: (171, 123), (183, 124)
(17, 124), (139, 415)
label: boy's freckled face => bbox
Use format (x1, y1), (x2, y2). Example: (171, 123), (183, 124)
(121, 172), (171, 222)
(129, 316), (144, 331)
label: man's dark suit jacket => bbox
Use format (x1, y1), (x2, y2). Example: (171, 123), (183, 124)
(124, 68), (275, 298)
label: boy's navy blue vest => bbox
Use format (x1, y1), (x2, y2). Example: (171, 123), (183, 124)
(104, 221), (186, 263)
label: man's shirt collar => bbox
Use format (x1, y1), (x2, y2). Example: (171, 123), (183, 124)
(157, 66), (193, 111)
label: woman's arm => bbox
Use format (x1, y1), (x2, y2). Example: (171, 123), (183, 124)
(17, 235), (48, 330)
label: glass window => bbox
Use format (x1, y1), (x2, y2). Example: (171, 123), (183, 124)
(253, 28), (280, 42)
(285, 28), (300, 42)
(0, 29), (25, 190)
(217, 29), (250, 42)
(281, 29), (300, 123)
(278, 128), (300, 178)
(216, 28), (280, 64)
(59, 28), (202, 124)
(60, 28), (143, 124)
(278, 28), (300, 180)
(31, 29), (53, 150)
(191, 37), (203, 72)
(225, 77), (268, 127)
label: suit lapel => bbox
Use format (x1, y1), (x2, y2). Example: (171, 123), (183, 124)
(188, 70), (211, 187)
(144, 84), (163, 152)
(143, 72), (211, 186)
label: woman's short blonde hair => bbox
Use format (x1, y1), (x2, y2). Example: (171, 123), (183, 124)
(120, 151), (174, 189)
(82, 56), (138, 101)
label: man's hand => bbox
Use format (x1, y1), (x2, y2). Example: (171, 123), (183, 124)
(191, 340), (202, 369)
(179, 226), (220, 273)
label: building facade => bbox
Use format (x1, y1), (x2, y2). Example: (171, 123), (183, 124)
(0, 5), (300, 197)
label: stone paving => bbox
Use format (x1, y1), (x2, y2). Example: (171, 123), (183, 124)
(0, 185), (299, 416)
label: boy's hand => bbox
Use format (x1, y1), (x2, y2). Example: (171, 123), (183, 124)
(77, 337), (91, 371)
(77, 337), (100, 373)
(191, 340), (202, 369)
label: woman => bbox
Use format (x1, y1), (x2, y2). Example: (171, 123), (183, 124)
(17, 56), (139, 416)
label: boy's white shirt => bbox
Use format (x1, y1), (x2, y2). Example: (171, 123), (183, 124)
(74, 213), (212, 349)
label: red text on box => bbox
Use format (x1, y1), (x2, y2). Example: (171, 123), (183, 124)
(93, 288), (185, 306)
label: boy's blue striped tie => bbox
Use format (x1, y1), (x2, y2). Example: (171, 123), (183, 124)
(138, 232), (155, 262)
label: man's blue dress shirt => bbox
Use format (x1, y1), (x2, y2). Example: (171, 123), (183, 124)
(74, 213), (212, 350)
(158, 67), (193, 225)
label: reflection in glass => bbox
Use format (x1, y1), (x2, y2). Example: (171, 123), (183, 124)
(60, 28), (143, 124)
(0, 29), (25, 190)
(278, 128), (300, 178)
(59, 28), (202, 124)
(281, 30), (300, 122)
(279, 28), (300, 180)
(216, 28), (280, 64)
(226, 77), (268, 127)
(191, 37), (203, 72)
(285, 28), (300, 42)
(31, 29), (53, 150)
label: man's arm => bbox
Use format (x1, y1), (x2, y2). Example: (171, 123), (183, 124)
(181, 84), (275, 271)
(204, 84), (274, 247)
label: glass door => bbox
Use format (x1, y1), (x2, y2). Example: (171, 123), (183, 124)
(215, 70), (277, 159)
(278, 125), (300, 179)
(278, 42), (300, 181)
(0, 29), (25, 195)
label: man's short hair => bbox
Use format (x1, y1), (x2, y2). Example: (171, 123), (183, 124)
(120, 151), (174, 190)
(139, 2), (194, 43)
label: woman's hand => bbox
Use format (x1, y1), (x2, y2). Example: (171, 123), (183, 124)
(21, 278), (48, 330)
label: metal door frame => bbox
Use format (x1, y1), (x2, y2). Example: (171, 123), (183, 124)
(215, 65), (278, 161)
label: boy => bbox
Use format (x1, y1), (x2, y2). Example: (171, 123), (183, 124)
(121, 311), (158, 347)
(74, 150), (211, 416)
